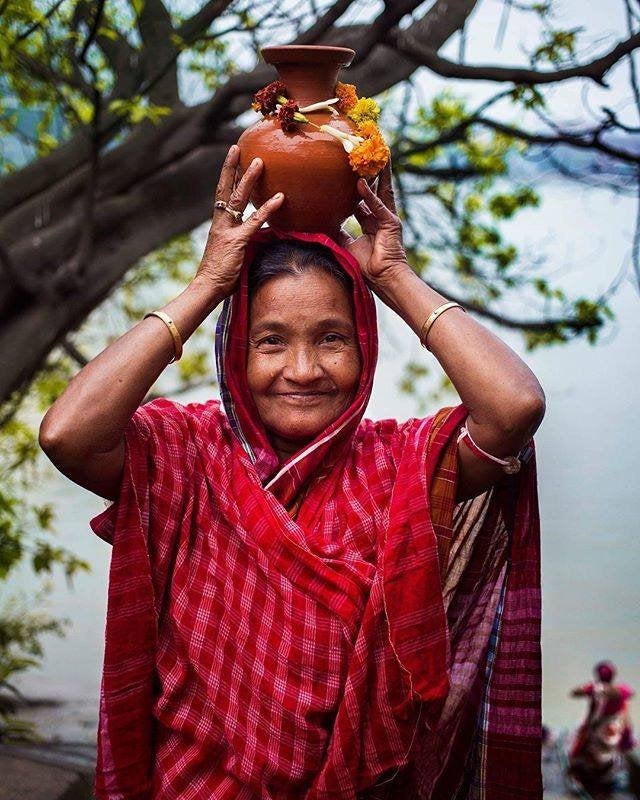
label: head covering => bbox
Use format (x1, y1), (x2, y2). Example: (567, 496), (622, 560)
(595, 660), (616, 683)
(215, 228), (377, 507)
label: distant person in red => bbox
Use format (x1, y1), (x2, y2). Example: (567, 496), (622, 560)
(568, 660), (636, 795)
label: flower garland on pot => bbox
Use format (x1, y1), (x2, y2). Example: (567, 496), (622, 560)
(251, 80), (390, 178)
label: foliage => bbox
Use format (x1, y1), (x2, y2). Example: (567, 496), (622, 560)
(0, 388), (88, 740)
(386, 87), (614, 367)
(0, 590), (68, 742)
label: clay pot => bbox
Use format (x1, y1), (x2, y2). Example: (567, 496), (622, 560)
(238, 45), (361, 237)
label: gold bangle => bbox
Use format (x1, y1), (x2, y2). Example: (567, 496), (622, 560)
(419, 301), (466, 350)
(143, 311), (183, 363)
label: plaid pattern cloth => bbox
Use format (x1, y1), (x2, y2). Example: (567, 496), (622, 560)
(90, 230), (542, 799)
(91, 401), (461, 799)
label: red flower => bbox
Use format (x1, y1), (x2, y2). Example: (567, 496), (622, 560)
(278, 99), (300, 132)
(252, 81), (287, 115)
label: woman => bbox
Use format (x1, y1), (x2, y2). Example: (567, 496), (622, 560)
(40, 145), (545, 799)
(568, 661), (636, 795)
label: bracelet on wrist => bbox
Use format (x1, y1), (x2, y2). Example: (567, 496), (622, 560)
(420, 301), (466, 350)
(143, 310), (183, 363)
(457, 424), (523, 475)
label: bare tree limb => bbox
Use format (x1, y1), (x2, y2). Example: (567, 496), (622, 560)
(60, 338), (89, 367)
(72, 1), (143, 100)
(14, 0), (67, 44)
(178, 0), (236, 44)
(77, 0), (106, 61)
(387, 27), (640, 87)
(60, 0), (106, 286)
(352, 0), (452, 67)
(476, 116), (640, 164)
(427, 281), (603, 334)
(295, 0), (358, 45)
(137, 0), (182, 107)
(401, 165), (489, 180)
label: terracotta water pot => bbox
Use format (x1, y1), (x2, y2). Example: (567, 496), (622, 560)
(238, 45), (360, 237)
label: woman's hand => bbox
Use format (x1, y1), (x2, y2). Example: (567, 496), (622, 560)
(195, 144), (285, 298)
(339, 161), (410, 289)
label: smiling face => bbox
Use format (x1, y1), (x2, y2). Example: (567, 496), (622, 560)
(246, 267), (362, 462)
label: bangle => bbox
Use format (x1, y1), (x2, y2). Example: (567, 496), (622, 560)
(143, 311), (183, 363)
(420, 302), (465, 350)
(457, 424), (522, 475)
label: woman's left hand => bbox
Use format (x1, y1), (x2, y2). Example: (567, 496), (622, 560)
(339, 161), (410, 288)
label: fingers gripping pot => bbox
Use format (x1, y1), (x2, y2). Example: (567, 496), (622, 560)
(238, 46), (363, 237)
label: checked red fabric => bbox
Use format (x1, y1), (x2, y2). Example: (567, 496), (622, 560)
(90, 230), (542, 799)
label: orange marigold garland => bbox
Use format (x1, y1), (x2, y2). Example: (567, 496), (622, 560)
(250, 79), (389, 178)
(348, 120), (390, 179)
(335, 82), (358, 114)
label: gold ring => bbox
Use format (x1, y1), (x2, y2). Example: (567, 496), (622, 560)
(214, 200), (243, 223)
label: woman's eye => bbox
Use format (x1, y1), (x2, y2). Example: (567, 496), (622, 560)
(322, 333), (345, 344)
(261, 336), (283, 346)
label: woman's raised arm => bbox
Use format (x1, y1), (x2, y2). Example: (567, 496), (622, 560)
(341, 162), (545, 502)
(39, 147), (284, 500)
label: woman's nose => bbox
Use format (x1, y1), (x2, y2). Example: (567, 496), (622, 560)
(282, 346), (324, 383)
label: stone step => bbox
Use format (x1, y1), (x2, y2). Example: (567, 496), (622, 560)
(0, 742), (95, 800)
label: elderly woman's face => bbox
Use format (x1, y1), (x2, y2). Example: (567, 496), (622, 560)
(247, 267), (361, 459)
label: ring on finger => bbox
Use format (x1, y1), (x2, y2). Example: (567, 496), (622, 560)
(214, 200), (244, 224)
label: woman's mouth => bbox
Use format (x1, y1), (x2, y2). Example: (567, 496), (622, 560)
(276, 391), (331, 402)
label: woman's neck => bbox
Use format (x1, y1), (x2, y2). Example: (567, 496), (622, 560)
(270, 434), (308, 464)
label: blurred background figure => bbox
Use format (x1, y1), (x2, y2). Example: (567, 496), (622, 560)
(567, 660), (636, 796)
(542, 724), (557, 763)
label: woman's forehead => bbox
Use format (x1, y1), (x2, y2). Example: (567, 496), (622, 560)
(249, 269), (354, 323)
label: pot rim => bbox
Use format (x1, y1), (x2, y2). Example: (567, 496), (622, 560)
(261, 45), (355, 67)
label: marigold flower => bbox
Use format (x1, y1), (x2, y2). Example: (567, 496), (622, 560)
(335, 82), (358, 113)
(278, 99), (303, 132)
(253, 80), (288, 115)
(347, 97), (381, 125)
(348, 121), (390, 178)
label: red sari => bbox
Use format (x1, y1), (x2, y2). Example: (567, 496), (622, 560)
(90, 230), (542, 799)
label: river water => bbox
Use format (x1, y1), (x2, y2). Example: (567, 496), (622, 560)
(7, 176), (640, 743)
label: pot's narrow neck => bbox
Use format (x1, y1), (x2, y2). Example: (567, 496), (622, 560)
(274, 64), (341, 107)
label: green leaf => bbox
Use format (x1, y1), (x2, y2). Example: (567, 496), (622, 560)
(98, 26), (119, 41)
(130, 0), (145, 17)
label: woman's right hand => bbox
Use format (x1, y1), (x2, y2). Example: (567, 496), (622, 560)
(195, 144), (284, 298)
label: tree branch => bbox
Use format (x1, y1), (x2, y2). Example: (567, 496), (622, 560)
(14, 0), (67, 44)
(60, 338), (88, 367)
(400, 164), (489, 180)
(137, 0), (181, 107)
(178, 0), (236, 44)
(476, 116), (640, 164)
(428, 282), (602, 334)
(387, 27), (640, 86)
(351, 0), (444, 67)
(295, 0), (357, 44)
(72, 1), (143, 100)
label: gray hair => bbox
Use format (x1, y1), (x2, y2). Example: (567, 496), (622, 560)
(248, 241), (352, 297)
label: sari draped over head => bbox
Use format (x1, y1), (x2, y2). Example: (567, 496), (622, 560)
(90, 228), (542, 800)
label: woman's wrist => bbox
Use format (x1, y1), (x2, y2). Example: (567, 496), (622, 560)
(188, 274), (229, 310)
(157, 278), (225, 347)
(368, 260), (413, 292)
(370, 265), (448, 336)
